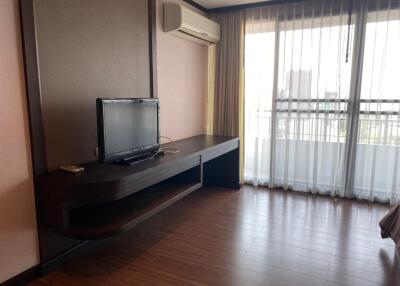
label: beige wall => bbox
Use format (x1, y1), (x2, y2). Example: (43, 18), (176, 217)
(0, 0), (39, 283)
(157, 0), (208, 141)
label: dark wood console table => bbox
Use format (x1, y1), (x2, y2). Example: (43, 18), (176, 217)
(37, 135), (240, 240)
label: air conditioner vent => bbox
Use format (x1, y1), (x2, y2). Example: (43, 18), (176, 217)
(164, 3), (220, 45)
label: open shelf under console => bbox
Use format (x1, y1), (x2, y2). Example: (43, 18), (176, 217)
(37, 135), (240, 240)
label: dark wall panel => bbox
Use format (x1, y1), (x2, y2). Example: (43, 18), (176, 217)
(33, 0), (150, 170)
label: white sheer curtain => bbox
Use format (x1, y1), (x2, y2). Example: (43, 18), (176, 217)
(244, 7), (277, 187)
(244, 0), (400, 203)
(245, 0), (353, 195)
(353, 1), (400, 203)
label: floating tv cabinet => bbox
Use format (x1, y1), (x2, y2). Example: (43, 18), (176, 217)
(37, 135), (240, 240)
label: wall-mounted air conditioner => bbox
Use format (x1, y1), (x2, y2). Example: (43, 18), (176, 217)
(163, 2), (220, 45)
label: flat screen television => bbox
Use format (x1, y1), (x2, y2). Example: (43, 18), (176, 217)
(96, 98), (160, 163)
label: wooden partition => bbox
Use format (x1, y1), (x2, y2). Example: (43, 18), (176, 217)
(20, 0), (157, 269)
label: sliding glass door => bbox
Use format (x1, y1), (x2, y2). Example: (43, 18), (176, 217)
(273, 13), (353, 195)
(244, 0), (400, 203)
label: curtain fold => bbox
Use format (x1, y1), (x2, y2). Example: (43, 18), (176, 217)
(210, 11), (246, 181)
(242, 0), (400, 203)
(211, 11), (245, 137)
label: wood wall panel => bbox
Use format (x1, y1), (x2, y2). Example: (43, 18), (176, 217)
(33, 0), (150, 170)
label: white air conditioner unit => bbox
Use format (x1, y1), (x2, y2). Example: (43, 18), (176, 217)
(163, 2), (220, 45)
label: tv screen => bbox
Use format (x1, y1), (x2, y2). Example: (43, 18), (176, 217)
(96, 98), (160, 163)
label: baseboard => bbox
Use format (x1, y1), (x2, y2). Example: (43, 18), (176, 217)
(40, 240), (89, 275)
(1, 240), (88, 286)
(0, 266), (39, 286)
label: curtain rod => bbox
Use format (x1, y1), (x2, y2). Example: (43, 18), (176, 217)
(209, 0), (399, 14)
(208, 0), (311, 14)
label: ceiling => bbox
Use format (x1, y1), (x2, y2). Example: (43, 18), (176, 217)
(193, 0), (270, 9)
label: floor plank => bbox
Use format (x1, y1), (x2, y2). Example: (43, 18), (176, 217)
(29, 185), (400, 286)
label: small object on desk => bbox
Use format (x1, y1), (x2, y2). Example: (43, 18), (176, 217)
(59, 165), (85, 173)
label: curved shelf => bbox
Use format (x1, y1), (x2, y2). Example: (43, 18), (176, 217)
(47, 181), (202, 240)
(37, 135), (240, 240)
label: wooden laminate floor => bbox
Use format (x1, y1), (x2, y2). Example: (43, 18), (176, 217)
(29, 185), (400, 286)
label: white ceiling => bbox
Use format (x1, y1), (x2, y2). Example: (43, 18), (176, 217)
(193, 0), (270, 9)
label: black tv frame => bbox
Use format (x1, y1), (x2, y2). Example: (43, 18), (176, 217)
(96, 98), (160, 164)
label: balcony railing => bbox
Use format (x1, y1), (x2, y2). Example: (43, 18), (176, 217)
(246, 98), (400, 146)
(274, 98), (400, 115)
